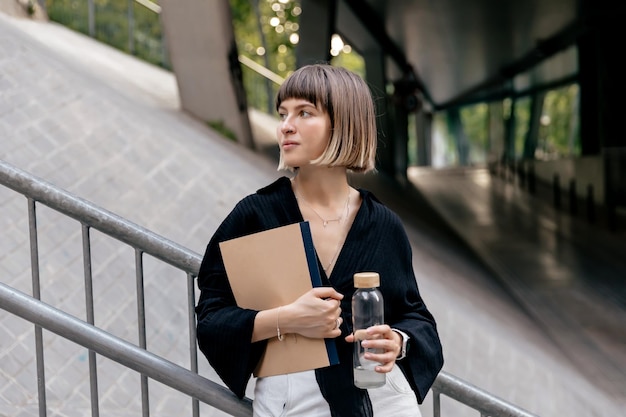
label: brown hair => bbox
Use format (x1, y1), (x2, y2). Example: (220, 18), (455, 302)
(275, 64), (377, 172)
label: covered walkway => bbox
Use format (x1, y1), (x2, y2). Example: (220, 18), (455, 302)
(0, 11), (624, 417)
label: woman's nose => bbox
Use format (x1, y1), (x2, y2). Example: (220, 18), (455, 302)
(280, 118), (295, 134)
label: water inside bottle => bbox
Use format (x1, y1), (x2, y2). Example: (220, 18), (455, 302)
(354, 349), (386, 388)
(354, 365), (386, 388)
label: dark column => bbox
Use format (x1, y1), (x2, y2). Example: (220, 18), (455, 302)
(390, 78), (421, 180)
(578, 0), (626, 152)
(504, 100), (517, 161)
(448, 108), (469, 166)
(578, 0), (626, 228)
(394, 104), (409, 180)
(523, 92), (545, 160)
(297, 0), (335, 66)
(362, 48), (395, 175)
(160, 0), (253, 148)
(487, 101), (505, 165)
(577, 24), (601, 155)
(415, 110), (433, 166)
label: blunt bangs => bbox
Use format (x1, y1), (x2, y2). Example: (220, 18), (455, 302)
(275, 66), (333, 121)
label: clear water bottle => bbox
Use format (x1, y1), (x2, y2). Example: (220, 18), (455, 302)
(352, 272), (386, 389)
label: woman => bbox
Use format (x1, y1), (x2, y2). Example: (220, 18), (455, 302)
(196, 64), (443, 416)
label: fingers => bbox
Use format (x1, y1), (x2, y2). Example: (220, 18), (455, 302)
(286, 288), (343, 339)
(364, 325), (401, 356)
(332, 317), (343, 330)
(344, 325), (401, 373)
(311, 286), (344, 301)
(317, 299), (343, 337)
(327, 312), (342, 337)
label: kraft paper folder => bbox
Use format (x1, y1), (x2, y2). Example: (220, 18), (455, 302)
(219, 221), (339, 377)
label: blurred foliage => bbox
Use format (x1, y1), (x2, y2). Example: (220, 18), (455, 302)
(513, 96), (531, 159)
(46, 0), (89, 33)
(537, 84), (580, 159)
(207, 120), (237, 142)
(231, 0), (363, 112)
(429, 83), (580, 167)
(460, 103), (489, 164)
(432, 112), (459, 167)
(331, 52), (365, 78)
(231, 0), (300, 79)
(45, 0), (168, 69)
(231, 0), (300, 113)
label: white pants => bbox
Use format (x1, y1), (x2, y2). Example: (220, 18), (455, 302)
(253, 366), (421, 417)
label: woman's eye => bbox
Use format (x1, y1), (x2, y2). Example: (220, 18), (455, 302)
(278, 113), (287, 120)
(300, 110), (311, 117)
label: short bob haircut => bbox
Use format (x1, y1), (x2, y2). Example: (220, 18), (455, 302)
(275, 64), (377, 173)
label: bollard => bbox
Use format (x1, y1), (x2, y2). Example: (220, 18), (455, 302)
(518, 162), (526, 188)
(586, 185), (595, 223)
(528, 163), (535, 194)
(569, 179), (578, 215)
(553, 174), (561, 209)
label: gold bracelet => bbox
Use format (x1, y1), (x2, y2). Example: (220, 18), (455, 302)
(277, 306), (284, 341)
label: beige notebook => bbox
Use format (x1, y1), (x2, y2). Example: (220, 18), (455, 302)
(219, 221), (339, 377)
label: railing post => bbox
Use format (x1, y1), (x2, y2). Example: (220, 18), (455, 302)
(433, 390), (441, 417)
(88, 0), (95, 38)
(128, 0), (135, 54)
(187, 273), (200, 417)
(158, 11), (169, 68)
(135, 249), (150, 417)
(82, 225), (100, 417)
(27, 198), (47, 417)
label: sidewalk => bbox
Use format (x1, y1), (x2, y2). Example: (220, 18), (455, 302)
(407, 166), (626, 403)
(0, 12), (623, 417)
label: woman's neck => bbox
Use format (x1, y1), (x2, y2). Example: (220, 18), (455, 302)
(292, 167), (350, 205)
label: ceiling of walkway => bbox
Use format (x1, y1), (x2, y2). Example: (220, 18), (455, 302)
(336, 0), (581, 110)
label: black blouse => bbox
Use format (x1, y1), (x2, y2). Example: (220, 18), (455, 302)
(196, 177), (443, 416)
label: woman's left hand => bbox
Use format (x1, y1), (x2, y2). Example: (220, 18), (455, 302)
(345, 324), (402, 373)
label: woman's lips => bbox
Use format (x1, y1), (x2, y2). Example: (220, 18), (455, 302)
(281, 141), (298, 150)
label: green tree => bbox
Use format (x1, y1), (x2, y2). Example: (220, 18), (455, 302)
(231, 0), (300, 78)
(46, 0), (166, 68)
(538, 84), (580, 159)
(460, 103), (489, 164)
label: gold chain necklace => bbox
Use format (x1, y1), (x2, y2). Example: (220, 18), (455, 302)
(296, 191), (350, 228)
(294, 185), (351, 273)
(324, 235), (345, 273)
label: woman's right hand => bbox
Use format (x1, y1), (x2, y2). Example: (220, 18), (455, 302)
(282, 287), (344, 339)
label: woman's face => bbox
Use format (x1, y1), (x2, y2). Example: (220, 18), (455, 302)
(276, 98), (332, 169)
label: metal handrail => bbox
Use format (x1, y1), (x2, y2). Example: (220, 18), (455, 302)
(238, 54), (285, 85)
(135, 0), (161, 14)
(0, 281), (253, 416)
(0, 160), (200, 275)
(432, 372), (538, 417)
(0, 159), (539, 417)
